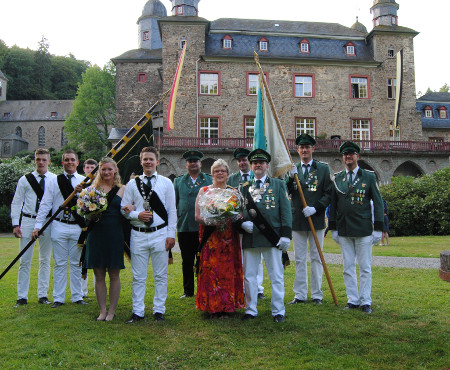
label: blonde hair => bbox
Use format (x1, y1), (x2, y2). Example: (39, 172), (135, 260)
(211, 158), (230, 174)
(92, 157), (122, 188)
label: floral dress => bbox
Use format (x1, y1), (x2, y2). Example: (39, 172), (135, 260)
(196, 205), (244, 313)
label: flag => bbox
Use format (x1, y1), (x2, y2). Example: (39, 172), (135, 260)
(115, 114), (154, 183)
(253, 71), (292, 178)
(393, 49), (403, 129)
(167, 41), (187, 131)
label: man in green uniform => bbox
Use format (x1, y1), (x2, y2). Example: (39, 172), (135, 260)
(240, 149), (292, 322)
(287, 133), (332, 305)
(174, 150), (212, 298)
(328, 141), (383, 314)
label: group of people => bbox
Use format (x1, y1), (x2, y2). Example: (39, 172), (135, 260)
(10, 134), (384, 322)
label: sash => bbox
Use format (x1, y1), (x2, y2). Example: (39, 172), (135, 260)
(24, 173), (52, 218)
(57, 174), (86, 228)
(243, 184), (290, 267)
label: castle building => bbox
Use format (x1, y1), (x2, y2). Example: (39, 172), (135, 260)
(112, 0), (448, 181)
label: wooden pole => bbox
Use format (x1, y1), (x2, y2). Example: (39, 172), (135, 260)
(254, 52), (338, 305)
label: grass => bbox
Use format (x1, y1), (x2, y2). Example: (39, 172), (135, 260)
(0, 236), (448, 369)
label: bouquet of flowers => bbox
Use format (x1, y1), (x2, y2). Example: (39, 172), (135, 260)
(198, 187), (242, 226)
(74, 186), (108, 220)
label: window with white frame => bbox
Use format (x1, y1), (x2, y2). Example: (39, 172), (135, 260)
(425, 107), (433, 118)
(176, 5), (183, 15)
(391, 16), (397, 25)
(295, 118), (316, 137)
(143, 31), (149, 41)
(199, 117), (219, 145)
(346, 43), (355, 55)
(387, 78), (396, 99)
(351, 76), (369, 99)
(259, 38), (268, 51)
(439, 107), (447, 119)
(352, 119), (371, 147)
(247, 74), (258, 95)
(389, 122), (400, 141)
(294, 74), (314, 97)
(244, 117), (255, 147)
(223, 35), (232, 49)
(199, 72), (219, 95)
(38, 126), (46, 147)
(300, 39), (309, 53)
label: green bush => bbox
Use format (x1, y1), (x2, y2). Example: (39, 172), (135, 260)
(0, 205), (11, 232)
(380, 167), (450, 236)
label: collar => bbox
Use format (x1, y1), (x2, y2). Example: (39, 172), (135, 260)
(254, 174), (268, 184)
(240, 171), (251, 176)
(301, 159), (313, 167)
(63, 171), (77, 177)
(143, 171), (157, 178)
(346, 166), (359, 176)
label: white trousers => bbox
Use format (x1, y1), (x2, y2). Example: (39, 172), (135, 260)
(17, 217), (52, 300)
(130, 228), (168, 317)
(243, 247), (285, 317)
(339, 236), (373, 306)
(292, 229), (325, 300)
(51, 221), (83, 303)
(240, 234), (264, 293)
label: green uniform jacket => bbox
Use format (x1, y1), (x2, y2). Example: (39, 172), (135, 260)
(241, 177), (292, 249)
(174, 172), (212, 232)
(287, 160), (332, 231)
(227, 171), (253, 189)
(328, 168), (384, 237)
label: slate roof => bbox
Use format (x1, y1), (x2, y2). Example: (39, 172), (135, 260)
(1, 133), (28, 143)
(209, 18), (367, 38)
(417, 92), (450, 103)
(112, 48), (162, 63)
(0, 100), (73, 121)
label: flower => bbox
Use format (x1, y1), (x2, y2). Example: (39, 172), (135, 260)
(198, 188), (242, 226)
(74, 186), (108, 220)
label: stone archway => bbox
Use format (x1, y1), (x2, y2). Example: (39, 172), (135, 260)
(358, 159), (379, 181)
(201, 158), (216, 175)
(393, 161), (424, 177)
(158, 157), (177, 178)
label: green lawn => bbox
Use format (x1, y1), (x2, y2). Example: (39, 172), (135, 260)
(0, 237), (448, 369)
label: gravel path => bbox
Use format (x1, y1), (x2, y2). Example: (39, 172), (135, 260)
(171, 244), (440, 269)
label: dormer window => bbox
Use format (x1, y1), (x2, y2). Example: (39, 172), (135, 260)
(439, 106), (447, 119)
(51, 112), (58, 118)
(299, 39), (310, 53)
(259, 37), (268, 52)
(222, 35), (233, 49)
(424, 106), (433, 118)
(176, 5), (183, 15)
(143, 31), (149, 41)
(345, 42), (355, 56)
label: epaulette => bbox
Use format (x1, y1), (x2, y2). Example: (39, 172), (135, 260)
(242, 181), (251, 187)
(317, 160), (329, 165)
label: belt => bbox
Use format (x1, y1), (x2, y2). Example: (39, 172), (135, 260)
(132, 223), (167, 233)
(54, 218), (78, 225)
(22, 213), (37, 219)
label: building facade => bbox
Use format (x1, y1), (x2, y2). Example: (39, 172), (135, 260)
(112, 0), (448, 180)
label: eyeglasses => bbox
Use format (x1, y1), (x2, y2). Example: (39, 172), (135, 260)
(342, 151), (356, 156)
(213, 169), (227, 174)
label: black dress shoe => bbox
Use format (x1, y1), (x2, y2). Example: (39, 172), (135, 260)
(125, 313), (144, 324)
(273, 314), (285, 323)
(343, 303), (360, 310)
(288, 298), (306, 305)
(312, 299), (323, 305)
(242, 313), (256, 321)
(154, 312), (165, 322)
(51, 302), (64, 308)
(14, 298), (27, 307)
(257, 293), (266, 300)
(38, 297), (51, 305)
(74, 300), (88, 305)
(360, 305), (373, 314)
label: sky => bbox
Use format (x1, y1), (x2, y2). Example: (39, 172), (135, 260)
(1, 0), (448, 95)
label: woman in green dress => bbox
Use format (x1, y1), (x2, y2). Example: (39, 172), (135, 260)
(84, 158), (131, 321)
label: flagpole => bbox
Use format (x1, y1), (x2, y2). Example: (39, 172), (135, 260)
(254, 52), (338, 306)
(0, 89), (171, 281)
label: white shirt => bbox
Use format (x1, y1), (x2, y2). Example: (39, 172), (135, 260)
(11, 170), (57, 226)
(301, 160), (313, 174)
(254, 174), (268, 187)
(35, 171), (84, 229)
(240, 171), (252, 181)
(347, 166), (359, 182)
(121, 172), (177, 238)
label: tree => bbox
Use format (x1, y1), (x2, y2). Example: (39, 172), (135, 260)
(51, 55), (89, 99)
(439, 83), (449, 93)
(3, 46), (36, 100)
(32, 36), (53, 99)
(64, 64), (116, 159)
